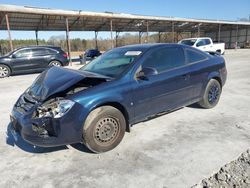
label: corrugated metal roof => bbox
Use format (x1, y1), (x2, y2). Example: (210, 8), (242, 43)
(0, 4), (250, 32)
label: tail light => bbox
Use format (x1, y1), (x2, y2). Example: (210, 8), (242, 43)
(63, 53), (68, 58)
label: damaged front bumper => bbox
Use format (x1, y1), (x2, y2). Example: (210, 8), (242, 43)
(10, 93), (86, 147)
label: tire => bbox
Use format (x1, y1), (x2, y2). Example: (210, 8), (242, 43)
(198, 79), (222, 109)
(216, 50), (221, 55)
(83, 106), (126, 153)
(0, 64), (11, 78)
(49, 60), (62, 67)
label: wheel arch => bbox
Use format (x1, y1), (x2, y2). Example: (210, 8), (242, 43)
(212, 76), (222, 88)
(0, 63), (12, 74)
(95, 102), (131, 132)
(207, 71), (222, 87)
(49, 59), (62, 66)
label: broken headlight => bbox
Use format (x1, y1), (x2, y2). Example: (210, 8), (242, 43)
(34, 99), (75, 119)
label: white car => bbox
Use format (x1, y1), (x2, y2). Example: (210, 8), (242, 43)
(178, 37), (225, 55)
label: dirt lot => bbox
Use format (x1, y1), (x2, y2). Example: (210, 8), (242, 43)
(0, 49), (249, 188)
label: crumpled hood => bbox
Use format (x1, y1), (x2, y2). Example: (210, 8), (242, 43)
(27, 66), (108, 101)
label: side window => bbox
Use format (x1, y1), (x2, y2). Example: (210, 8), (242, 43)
(14, 49), (32, 58)
(196, 40), (206, 47)
(185, 49), (207, 64)
(32, 48), (46, 56)
(142, 47), (185, 73)
(204, 39), (211, 45)
(46, 48), (57, 55)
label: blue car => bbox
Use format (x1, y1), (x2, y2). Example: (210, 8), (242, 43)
(10, 44), (227, 153)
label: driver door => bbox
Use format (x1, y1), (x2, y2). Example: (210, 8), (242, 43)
(10, 49), (33, 72)
(131, 46), (192, 122)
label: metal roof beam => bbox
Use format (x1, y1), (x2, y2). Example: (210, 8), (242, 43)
(69, 16), (80, 30)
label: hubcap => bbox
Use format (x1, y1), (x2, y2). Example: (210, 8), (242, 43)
(50, 61), (61, 66)
(94, 117), (119, 145)
(208, 84), (220, 104)
(0, 66), (9, 77)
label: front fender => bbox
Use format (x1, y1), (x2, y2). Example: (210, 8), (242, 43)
(70, 89), (132, 131)
(207, 71), (220, 82)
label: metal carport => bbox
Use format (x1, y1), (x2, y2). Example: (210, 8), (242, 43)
(1, 4), (250, 61)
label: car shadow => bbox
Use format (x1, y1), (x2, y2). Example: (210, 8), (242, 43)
(70, 143), (93, 153)
(187, 103), (205, 109)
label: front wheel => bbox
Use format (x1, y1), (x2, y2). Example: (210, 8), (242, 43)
(198, 79), (222, 109)
(0, 64), (11, 78)
(82, 106), (126, 153)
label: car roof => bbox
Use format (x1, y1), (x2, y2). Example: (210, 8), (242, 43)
(13, 45), (62, 52)
(180, 37), (211, 40)
(115, 43), (188, 52)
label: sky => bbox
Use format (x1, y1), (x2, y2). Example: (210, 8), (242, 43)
(0, 0), (249, 40)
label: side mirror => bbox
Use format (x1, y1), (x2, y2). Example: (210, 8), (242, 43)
(136, 67), (158, 80)
(11, 54), (17, 58)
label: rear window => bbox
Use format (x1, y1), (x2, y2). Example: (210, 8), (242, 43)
(46, 48), (57, 54)
(32, 48), (57, 56)
(185, 49), (207, 64)
(204, 39), (211, 45)
(180, 39), (197, 46)
(32, 48), (46, 56)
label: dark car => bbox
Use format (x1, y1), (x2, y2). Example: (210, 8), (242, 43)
(80, 49), (101, 64)
(10, 44), (227, 153)
(0, 46), (69, 78)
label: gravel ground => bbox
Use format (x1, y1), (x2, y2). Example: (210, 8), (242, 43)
(0, 49), (250, 188)
(193, 149), (250, 188)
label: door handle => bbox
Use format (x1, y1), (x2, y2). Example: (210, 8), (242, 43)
(181, 74), (190, 80)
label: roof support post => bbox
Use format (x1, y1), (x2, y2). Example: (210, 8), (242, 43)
(229, 29), (232, 48)
(158, 31), (161, 43)
(94, 31), (98, 49)
(5, 13), (13, 51)
(115, 31), (120, 47)
(110, 19), (114, 48)
(235, 24), (239, 49)
(139, 31), (143, 44)
(172, 22), (175, 43)
(246, 27), (249, 43)
(146, 21), (149, 43)
(218, 24), (221, 42)
(197, 24), (200, 37)
(65, 17), (72, 65)
(35, 30), (39, 45)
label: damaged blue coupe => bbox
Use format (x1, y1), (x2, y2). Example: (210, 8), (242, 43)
(10, 44), (227, 153)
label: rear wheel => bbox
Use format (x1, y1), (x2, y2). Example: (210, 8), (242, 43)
(198, 79), (222, 109)
(49, 60), (62, 67)
(216, 50), (221, 55)
(0, 64), (10, 78)
(82, 106), (126, 153)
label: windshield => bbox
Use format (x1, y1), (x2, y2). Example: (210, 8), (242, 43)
(180, 39), (197, 46)
(80, 48), (142, 78)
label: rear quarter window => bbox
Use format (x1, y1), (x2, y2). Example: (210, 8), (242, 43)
(185, 49), (208, 64)
(204, 39), (211, 45)
(46, 48), (57, 55)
